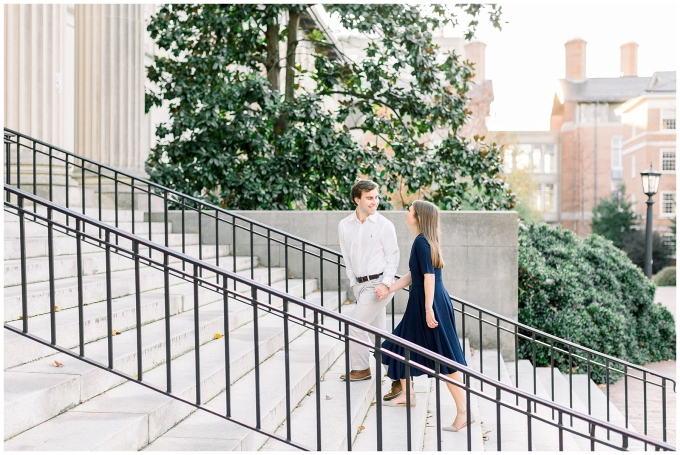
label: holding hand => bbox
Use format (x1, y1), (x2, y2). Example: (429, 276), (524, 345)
(426, 309), (438, 328)
(375, 284), (390, 300)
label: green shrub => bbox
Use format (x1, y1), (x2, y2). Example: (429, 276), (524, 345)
(621, 230), (673, 275)
(518, 222), (676, 383)
(654, 267), (676, 286)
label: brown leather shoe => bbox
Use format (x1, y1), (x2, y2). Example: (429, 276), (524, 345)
(383, 380), (403, 401)
(340, 368), (372, 381)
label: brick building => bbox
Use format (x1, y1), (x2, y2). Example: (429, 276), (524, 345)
(616, 71), (676, 249)
(550, 39), (661, 235)
(550, 38), (675, 235)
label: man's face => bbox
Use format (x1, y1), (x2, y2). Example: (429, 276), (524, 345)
(355, 189), (379, 216)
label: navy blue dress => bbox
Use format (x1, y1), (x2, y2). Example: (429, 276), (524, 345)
(381, 235), (467, 378)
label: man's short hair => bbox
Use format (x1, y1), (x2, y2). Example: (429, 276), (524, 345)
(351, 179), (379, 205)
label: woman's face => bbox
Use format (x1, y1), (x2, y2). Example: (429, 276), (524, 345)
(405, 204), (418, 228)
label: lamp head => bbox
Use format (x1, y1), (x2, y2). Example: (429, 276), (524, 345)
(640, 163), (661, 197)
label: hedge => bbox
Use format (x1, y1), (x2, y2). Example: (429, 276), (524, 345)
(654, 267), (676, 287)
(518, 222), (675, 383)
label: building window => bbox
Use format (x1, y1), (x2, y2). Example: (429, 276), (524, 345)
(532, 148), (542, 173)
(662, 109), (676, 130)
(611, 136), (623, 179)
(533, 184), (542, 211)
(543, 145), (556, 173)
(661, 192), (676, 216)
(661, 149), (675, 172)
(506, 144), (556, 174)
(545, 183), (556, 213)
(532, 183), (557, 213)
(662, 233), (676, 257)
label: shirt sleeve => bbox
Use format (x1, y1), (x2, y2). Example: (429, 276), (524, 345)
(415, 236), (435, 275)
(338, 221), (357, 286)
(381, 221), (400, 286)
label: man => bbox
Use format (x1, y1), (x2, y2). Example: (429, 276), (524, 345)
(338, 179), (403, 401)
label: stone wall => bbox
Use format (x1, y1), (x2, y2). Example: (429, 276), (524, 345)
(157, 209), (519, 358)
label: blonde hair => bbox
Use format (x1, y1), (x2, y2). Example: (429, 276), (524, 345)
(412, 200), (445, 268)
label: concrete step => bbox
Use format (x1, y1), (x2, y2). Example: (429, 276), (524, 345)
(4, 281), (322, 442)
(469, 348), (532, 451)
(503, 360), (581, 451)
(422, 338), (485, 451)
(5, 298), (246, 442)
(257, 305), (381, 452)
(3, 255), (282, 322)
(258, 303), (392, 451)
(4, 232), (108, 260)
(5, 291), (338, 449)
(350, 374), (431, 451)
(534, 367), (629, 452)
(4, 219), (171, 239)
(570, 374), (645, 451)
(4, 243), (232, 287)
(3, 255), (254, 369)
(5, 280), (326, 439)
(5, 204), (147, 224)
(145, 302), (346, 451)
(5, 305), (302, 450)
(4, 229), (202, 260)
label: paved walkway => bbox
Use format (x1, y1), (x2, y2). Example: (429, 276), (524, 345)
(655, 286), (676, 317)
(606, 286), (677, 446)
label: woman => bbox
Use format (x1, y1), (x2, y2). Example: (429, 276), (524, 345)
(379, 200), (473, 432)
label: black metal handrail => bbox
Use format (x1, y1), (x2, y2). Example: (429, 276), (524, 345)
(4, 184), (675, 451)
(3, 127), (676, 445)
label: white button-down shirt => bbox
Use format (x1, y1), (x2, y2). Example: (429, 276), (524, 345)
(338, 211), (400, 287)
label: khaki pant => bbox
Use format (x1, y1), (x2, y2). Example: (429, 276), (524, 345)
(349, 278), (395, 371)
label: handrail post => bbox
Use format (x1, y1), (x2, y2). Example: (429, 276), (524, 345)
(48, 207), (56, 345)
(19, 195), (28, 334)
(193, 264), (202, 405)
(223, 276), (232, 418)
(105, 230), (113, 368)
(376, 336), (383, 451)
(134, 240), (142, 381)
(314, 311), (322, 451)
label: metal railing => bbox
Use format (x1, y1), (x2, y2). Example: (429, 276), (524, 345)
(3, 184), (675, 451)
(3, 127), (676, 447)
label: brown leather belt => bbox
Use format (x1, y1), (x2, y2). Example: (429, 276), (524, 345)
(357, 273), (383, 283)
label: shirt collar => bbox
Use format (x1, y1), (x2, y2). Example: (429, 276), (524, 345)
(353, 211), (379, 223)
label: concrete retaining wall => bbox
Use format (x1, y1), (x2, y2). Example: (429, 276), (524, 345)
(154, 210), (519, 359)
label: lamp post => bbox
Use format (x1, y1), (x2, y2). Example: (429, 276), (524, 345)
(640, 163), (661, 279)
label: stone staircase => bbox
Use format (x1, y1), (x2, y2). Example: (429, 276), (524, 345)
(3, 206), (344, 450)
(3, 202), (655, 451)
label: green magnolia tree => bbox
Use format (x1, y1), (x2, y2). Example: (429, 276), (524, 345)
(591, 184), (637, 249)
(145, 4), (516, 210)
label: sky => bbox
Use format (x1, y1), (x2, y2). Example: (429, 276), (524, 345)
(325, 1), (678, 132)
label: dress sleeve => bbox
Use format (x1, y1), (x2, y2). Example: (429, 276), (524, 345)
(415, 236), (435, 274)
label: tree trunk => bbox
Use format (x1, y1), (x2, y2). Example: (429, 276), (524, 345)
(274, 8), (300, 135)
(284, 9), (300, 102)
(265, 22), (280, 91)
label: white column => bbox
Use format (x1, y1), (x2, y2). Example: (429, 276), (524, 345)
(4, 4), (68, 147)
(75, 4), (146, 174)
(4, 4), (82, 207)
